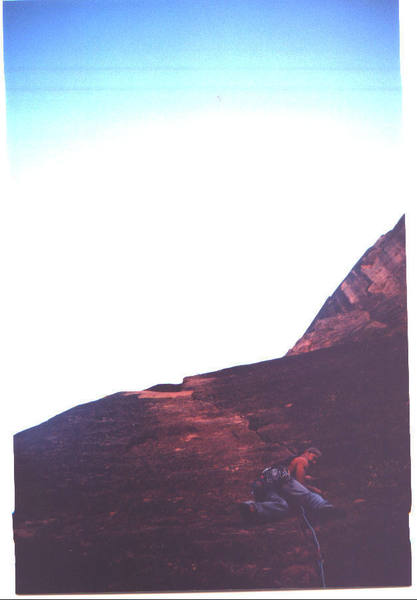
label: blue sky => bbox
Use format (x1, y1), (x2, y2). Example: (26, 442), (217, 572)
(1, 0), (406, 435)
(4, 0), (401, 172)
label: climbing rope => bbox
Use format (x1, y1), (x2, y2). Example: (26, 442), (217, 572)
(299, 506), (326, 589)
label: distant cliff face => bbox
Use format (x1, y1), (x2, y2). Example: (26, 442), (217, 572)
(288, 216), (406, 355)
(13, 218), (410, 595)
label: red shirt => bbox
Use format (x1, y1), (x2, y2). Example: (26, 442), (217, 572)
(288, 456), (309, 484)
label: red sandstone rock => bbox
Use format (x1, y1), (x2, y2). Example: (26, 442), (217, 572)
(13, 217), (410, 594)
(288, 216), (407, 355)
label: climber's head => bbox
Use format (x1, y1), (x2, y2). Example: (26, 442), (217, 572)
(304, 447), (322, 464)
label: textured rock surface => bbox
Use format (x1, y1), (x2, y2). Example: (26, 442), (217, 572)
(288, 216), (407, 355)
(13, 218), (410, 594)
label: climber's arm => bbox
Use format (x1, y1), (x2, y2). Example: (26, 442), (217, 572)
(291, 458), (323, 494)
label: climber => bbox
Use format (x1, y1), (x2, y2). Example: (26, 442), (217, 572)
(238, 447), (345, 524)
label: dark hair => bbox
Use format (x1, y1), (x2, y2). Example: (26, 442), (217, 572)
(305, 447), (322, 458)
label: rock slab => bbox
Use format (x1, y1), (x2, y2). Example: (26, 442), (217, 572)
(13, 217), (410, 594)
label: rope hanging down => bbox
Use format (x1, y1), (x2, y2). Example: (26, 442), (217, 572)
(299, 506), (326, 589)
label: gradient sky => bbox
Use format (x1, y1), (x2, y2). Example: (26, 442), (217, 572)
(4, 0), (401, 172)
(2, 0), (406, 434)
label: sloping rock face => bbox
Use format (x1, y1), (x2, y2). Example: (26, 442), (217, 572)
(13, 219), (410, 594)
(288, 216), (407, 355)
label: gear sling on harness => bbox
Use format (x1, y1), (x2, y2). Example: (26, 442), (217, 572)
(251, 465), (291, 501)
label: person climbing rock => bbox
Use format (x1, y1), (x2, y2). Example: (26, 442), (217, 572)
(239, 447), (345, 524)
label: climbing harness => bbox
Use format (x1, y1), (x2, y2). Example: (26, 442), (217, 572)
(262, 465), (291, 486)
(299, 506), (326, 589)
(251, 464), (292, 500)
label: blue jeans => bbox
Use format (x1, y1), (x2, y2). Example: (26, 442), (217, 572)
(250, 477), (333, 522)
